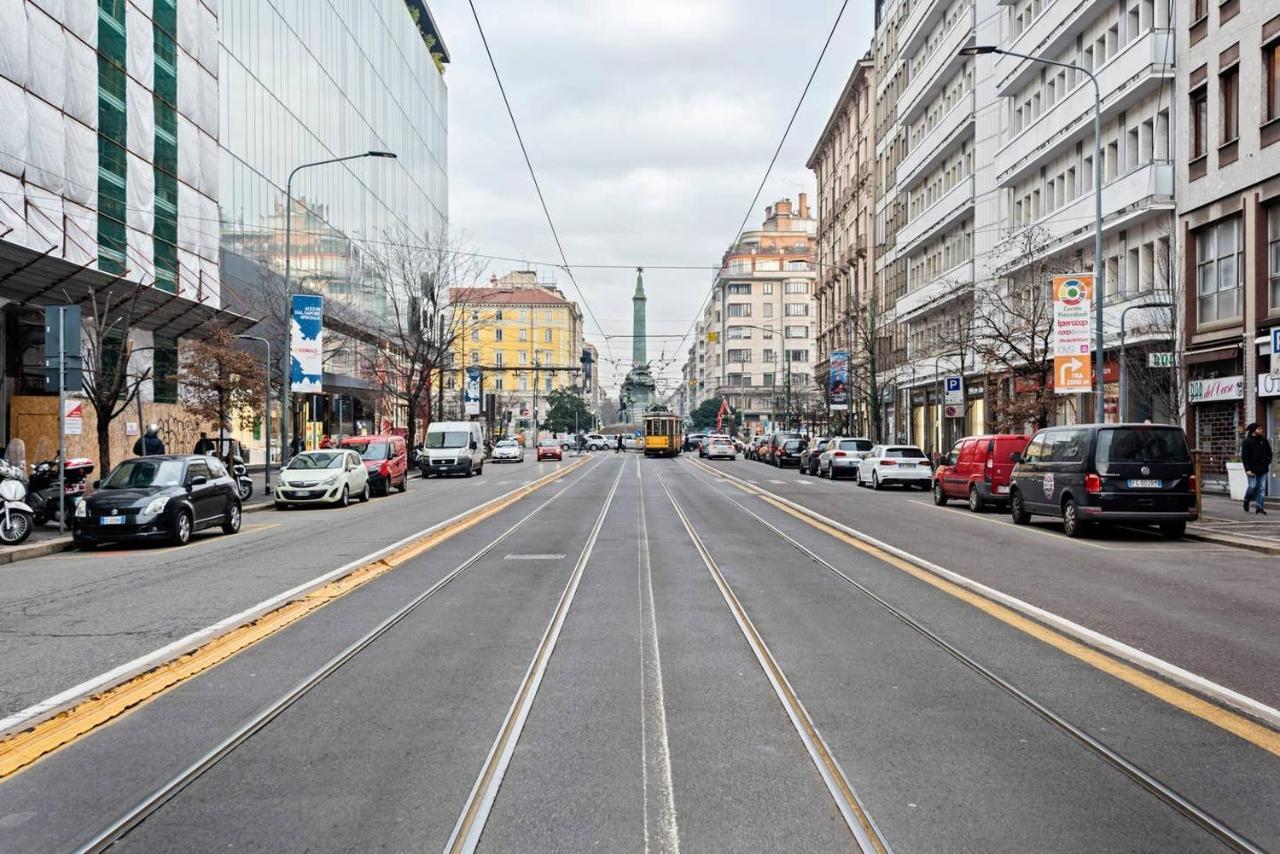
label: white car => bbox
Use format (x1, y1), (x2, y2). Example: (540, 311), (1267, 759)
(699, 434), (731, 458)
(856, 444), (932, 490)
(493, 438), (524, 463)
(275, 449), (370, 508)
(705, 439), (736, 460)
(584, 433), (609, 450)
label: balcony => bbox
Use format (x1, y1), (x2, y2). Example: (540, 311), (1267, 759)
(900, 0), (945, 59)
(995, 1), (1115, 97)
(898, 11), (974, 124)
(1000, 161), (1174, 261)
(996, 29), (1174, 188)
(899, 92), (975, 190)
(897, 174), (973, 251)
(895, 259), (974, 322)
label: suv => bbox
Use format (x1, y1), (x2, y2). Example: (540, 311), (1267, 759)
(341, 435), (409, 494)
(1008, 423), (1197, 538)
(685, 433), (707, 453)
(933, 434), (1031, 511)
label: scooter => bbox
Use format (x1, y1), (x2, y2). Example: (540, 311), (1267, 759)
(0, 459), (35, 545)
(233, 458), (253, 501)
(28, 455), (94, 526)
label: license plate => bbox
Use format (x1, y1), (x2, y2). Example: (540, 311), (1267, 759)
(1127, 479), (1163, 489)
(68, 482), (85, 493)
(99, 516), (126, 525)
(898, 462), (915, 469)
(995, 484), (1009, 494)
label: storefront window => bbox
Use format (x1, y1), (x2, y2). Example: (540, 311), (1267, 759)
(1269, 206), (1280, 310)
(1196, 217), (1241, 324)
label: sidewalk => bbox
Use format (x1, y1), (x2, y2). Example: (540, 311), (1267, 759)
(1188, 490), (1280, 554)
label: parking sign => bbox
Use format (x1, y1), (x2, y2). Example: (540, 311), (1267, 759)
(944, 376), (963, 405)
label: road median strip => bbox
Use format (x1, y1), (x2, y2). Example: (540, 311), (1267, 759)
(0, 457), (589, 780)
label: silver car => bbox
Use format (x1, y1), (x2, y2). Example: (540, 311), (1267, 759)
(818, 437), (873, 479)
(492, 438), (524, 463)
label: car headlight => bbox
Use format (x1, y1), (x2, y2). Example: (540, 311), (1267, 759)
(143, 496), (170, 515)
(74, 499), (88, 518)
(323, 473), (341, 486)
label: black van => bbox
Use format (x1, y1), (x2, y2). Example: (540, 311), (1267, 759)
(1008, 424), (1197, 538)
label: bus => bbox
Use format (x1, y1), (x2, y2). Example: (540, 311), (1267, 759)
(642, 407), (682, 458)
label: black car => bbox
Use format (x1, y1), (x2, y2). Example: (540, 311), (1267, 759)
(73, 455), (242, 548)
(773, 437), (807, 468)
(799, 437), (831, 475)
(1008, 423), (1197, 538)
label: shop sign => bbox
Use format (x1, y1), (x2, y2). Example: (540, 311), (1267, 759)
(1052, 274), (1093, 395)
(1188, 376), (1243, 404)
(1258, 374), (1280, 398)
(1147, 352), (1175, 368)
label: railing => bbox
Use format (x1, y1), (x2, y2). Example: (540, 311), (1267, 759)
(897, 175), (974, 250)
(899, 91), (975, 189)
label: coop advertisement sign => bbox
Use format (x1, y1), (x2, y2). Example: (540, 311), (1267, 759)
(829, 350), (849, 411)
(289, 294), (324, 393)
(1052, 274), (1093, 395)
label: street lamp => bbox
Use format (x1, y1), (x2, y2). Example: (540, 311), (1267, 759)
(1118, 301), (1174, 421)
(960, 44), (1105, 422)
(282, 150), (397, 463)
(933, 351), (966, 454)
(234, 334), (272, 491)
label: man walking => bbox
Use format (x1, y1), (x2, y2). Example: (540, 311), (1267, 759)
(1241, 422), (1273, 515)
(615, 434), (624, 454)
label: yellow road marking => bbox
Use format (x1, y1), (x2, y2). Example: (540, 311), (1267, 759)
(0, 457), (589, 780)
(690, 459), (1280, 757)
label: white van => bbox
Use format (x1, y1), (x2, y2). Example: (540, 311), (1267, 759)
(422, 421), (485, 477)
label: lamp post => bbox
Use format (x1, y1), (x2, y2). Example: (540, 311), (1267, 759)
(234, 334), (273, 491)
(282, 150), (396, 464)
(961, 45), (1105, 422)
(933, 351), (966, 454)
(1118, 301), (1173, 421)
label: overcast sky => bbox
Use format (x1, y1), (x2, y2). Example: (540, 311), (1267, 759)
(431, 0), (875, 397)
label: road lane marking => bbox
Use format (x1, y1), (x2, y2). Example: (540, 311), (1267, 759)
(687, 457), (1280, 749)
(0, 456), (597, 779)
(655, 470), (890, 854)
(445, 462), (627, 853)
(503, 554), (565, 561)
(638, 465), (679, 854)
(768, 479), (786, 485)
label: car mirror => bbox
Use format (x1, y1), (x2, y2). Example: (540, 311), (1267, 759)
(946, 455), (957, 467)
(1010, 452), (1024, 464)
(187, 475), (208, 488)
(92, 479), (100, 489)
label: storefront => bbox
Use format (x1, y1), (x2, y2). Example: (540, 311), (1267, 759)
(1256, 373), (1280, 495)
(1188, 374), (1244, 489)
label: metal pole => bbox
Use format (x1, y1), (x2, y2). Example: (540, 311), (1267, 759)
(1118, 301), (1173, 423)
(235, 335), (272, 490)
(1090, 74), (1105, 423)
(57, 307), (65, 534)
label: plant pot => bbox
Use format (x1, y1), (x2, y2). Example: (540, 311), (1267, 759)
(1226, 461), (1247, 501)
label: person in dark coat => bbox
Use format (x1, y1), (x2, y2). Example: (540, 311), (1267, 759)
(193, 432), (215, 455)
(133, 424), (165, 456)
(1241, 422), (1273, 515)
(615, 434), (624, 454)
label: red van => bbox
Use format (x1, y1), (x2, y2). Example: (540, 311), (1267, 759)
(932, 434), (1031, 511)
(340, 435), (409, 496)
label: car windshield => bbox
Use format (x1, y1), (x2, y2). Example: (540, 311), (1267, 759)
(840, 439), (872, 451)
(1097, 427), (1190, 464)
(345, 441), (390, 460)
(887, 447), (926, 458)
(103, 459), (186, 488)
(286, 452), (345, 470)
(497, 440), (517, 447)
(539, 439), (559, 447)
(427, 431), (470, 449)
(784, 440), (804, 450)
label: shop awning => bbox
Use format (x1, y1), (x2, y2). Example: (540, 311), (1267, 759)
(0, 241), (258, 339)
(1183, 344), (1240, 365)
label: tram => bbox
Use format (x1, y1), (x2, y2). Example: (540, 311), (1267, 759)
(642, 407), (682, 458)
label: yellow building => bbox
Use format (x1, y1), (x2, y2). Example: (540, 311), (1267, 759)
(448, 272), (584, 434)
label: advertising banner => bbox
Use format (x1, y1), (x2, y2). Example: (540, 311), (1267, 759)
(289, 294), (324, 393)
(1052, 274), (1093, 395)
(1188, 375), (1243, 404)
(829, 350), (849, 411)
(464, 367), (482, 416)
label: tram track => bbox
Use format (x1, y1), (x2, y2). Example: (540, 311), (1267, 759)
(679, 457), (1265, 853)
(71, 456), (612, 854)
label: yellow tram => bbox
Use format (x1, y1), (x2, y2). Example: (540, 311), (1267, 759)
(642, 407), (682, 458)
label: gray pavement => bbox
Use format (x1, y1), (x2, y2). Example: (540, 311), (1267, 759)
(0, 453), (1274, 852)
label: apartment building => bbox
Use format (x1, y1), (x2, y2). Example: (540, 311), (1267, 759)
(1177, 1), (1280, 488)
(690, 198), (817, 435)
(808, 56), (880, 437)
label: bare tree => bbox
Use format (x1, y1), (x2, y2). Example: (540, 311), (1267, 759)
(77, 283), (153, 473)
(840, 291), (887, 441)
(361, 224), (484, 453)
(179, 326), (267, 437)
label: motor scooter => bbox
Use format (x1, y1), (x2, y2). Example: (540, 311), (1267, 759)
(28, 454), (94, 526)
(0, 459), (35, 545)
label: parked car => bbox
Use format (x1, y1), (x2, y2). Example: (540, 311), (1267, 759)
(856, 445), (931, 489)
(537, 438), (563, 461)
(73, 455), (240, 548)
(275, 449), (371, 509)
(1008, 423), (1197, 538)
(685, 433), (707, 453)
(799, 437), (831, 475)
(705, 438), (736, 460)
(765, 432), (803, 466)
(818, 437), (874, 479)
(747, 436), (769, 461)
(492, 438), (525, 463)
(419, 422), (484, 478)
(699, 434), (730, 458)
(932, 433), (1032, 511)
(341, 434), (410, 493)
(773, 437), (807, 468)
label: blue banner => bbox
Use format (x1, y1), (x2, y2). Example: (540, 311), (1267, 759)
(829, 350), (849, 410)
(464, 367), (482, 416)
(290, 294), (324, 393)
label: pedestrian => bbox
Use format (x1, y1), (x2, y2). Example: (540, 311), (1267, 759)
(1241, 422), (1273, 515)
(193, 432), (215, 455)
(290, 435), (304, 456)
(319, 434), (333, 449)
(615, 434), (624, 454)
(133, 424), (165, 457)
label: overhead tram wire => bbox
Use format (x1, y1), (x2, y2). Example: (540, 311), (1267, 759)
(672, 0), (852, 359)
(466, 0), (614, 363)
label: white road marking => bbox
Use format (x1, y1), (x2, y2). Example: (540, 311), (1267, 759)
(768, 479), (787, 485)
(503, 553), (566, 561)
(497, 480), (512, 486)
(638, 468), (680, 853)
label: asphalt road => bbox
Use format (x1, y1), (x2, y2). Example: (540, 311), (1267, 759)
(0, 453), (1275, 852)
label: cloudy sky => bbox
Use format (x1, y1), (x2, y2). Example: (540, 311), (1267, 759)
(430, 0), (876, 397)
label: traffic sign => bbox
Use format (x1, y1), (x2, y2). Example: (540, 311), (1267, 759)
(1054, 355), (1090, 392)
(944, 375), (963, 405)
(706, 331), (718, 343)
(943, 404), (961, 418)
(1271, 327), (1280, 355)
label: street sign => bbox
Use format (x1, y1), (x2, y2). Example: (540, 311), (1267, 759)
(706, 331), (718, 343)
(944, 375), (963, 405)
(44, 305), (83, 391)
(1052, 274), (1093, 394)
(943, 404), (961, 418)
(1147, 352), (1175, 368)
(64, 400), (83, 435)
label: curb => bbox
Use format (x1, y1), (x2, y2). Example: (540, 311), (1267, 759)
(1184, 529), (1280, 556)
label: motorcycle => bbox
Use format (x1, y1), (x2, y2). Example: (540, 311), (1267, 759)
(28, 455), (94, 526)
(0, 459), (35, 545)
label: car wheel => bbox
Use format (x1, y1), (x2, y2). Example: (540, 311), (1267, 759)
(338, 485), (349, 508)
(932, 481), (948, 506)
(477, 463), (483, 475)
(463, 464), (473, 478)
(1159, 520), (1186, 539)
(968, 486), (986, 513)
(171, 510), (193, 546)
(396, 474), (407, 493)
(222, 500), (242, 534)
(1061, 498), (1088, 538)
(274, 501), (289, 511)
(360, 481), (370, 502)
(1010, 490), (1031, 524)
(872, 471), (882, 491)
(74, 537), (95, 552)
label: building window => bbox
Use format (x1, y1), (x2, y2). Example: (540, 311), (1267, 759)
(728, 283), (751, 295)
(784, 325), (808, 339)
(1269, 207), (1280, 310)
(762, 282), (774, 295)
(494, 378), (504, 391)
(763, 303), (774, 318)
(784, 303), (809, 317)
(727, 349), (751, 363)
(519, 328), (527, 341)
(519, 351), (528, 364)
(97, 0), (128, 274)
(788, 349), (809, 363)
(494, 351), (503, 366)
(471, 329), (479, 341)
(495, 310), (503, 321)
(784, 280), (809, 294)
(470, 352), (480, 364)
(762, 326), (774, 340)
(1192, 0), (1207, 20)
(495, 328), (503, 341)
(763, 372), (776, 386)
(727, 326), (751, 339)
(1196, 217), (1242, 324)
(544, 328), (552, 342)
(1191, 88), (1208, 159)
(1266, 41), (1280, 124)
(727, 303), (751, 318)
(152, 334), (178, 403)
(1221, 65), (1239, 143)
(544, 376), (552, 391)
